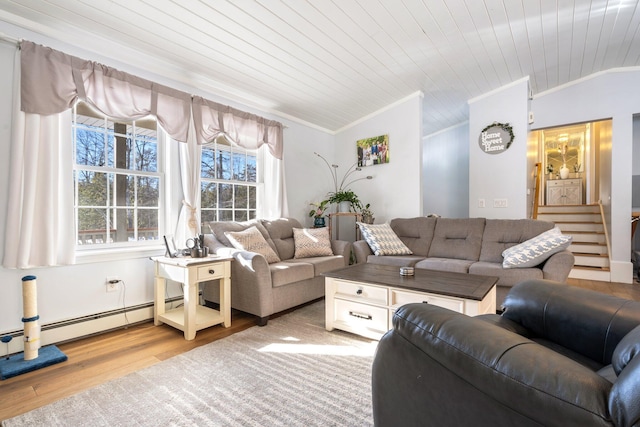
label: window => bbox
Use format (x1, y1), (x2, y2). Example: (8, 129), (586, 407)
(201, 136), (259, 223)
(73, 102), (162, 247)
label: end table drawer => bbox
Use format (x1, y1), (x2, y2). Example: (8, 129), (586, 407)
(333, 299), (388, 337)
(197, 263), (226, 281)
(334, 280), (388, 305)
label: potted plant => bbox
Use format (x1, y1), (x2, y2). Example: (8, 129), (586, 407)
(327, 189), (362, 213)
(360, 203), (374, 224)
(308, 200), (329, 227)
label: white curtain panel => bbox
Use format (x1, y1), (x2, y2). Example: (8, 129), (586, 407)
(175, 110), (202, 244)
(3, 48), (75, 268)
(262, 145), (289, 219)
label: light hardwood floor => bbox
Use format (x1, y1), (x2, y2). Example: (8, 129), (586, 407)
(1, 280), (640, 422)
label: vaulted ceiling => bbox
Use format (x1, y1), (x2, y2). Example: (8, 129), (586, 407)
(1, 1), (639, 135)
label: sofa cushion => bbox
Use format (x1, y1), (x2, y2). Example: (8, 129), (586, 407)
(480, 219), (555, 263)
(261, 218), (302, 260)
(502, 227), (572, 268)
(367, 254), (426, 267)
(288, 255), (345, 276)
(269, 261), (314, 287)
(428, 218), (485, 261)
(469, 261), (544, 287)
(389, 217), (437, 257)
(206, 219), (277, 253)
(358, 222), (413, 256)
(225, 226), (282, 263)
(415, 257), (475, 273)
(293, 227), (333, 258)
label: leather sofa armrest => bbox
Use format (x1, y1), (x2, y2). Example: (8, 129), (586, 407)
(352, 240), (372, 264)
(502, 279), (640, 365)
(331, 240), (352, 266)
(541, 250), (574, 281)
(609, 353), (640, 427)
(374, 303), (612, 426)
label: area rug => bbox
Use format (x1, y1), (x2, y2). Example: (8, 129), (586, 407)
(2, 301), (377, 426)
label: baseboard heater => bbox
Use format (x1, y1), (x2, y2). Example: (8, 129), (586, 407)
(2, 297), (185, 355)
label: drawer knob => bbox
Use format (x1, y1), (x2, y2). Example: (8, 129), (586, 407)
(209, 269), (215, 274)
(356, 289), (363, 295)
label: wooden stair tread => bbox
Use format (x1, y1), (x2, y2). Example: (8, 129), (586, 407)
(572, 265), (611, 272)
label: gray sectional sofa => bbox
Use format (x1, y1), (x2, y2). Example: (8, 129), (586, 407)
(202, 218), (351, 325)
(353, 217), (575, 307)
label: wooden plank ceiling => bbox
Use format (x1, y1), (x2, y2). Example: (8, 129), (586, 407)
(1, 0), (639, 134)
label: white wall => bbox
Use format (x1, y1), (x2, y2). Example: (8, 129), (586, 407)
(468, 78), (530, 219)
(532, 69), (640, 283)
(333, 93), (423, 224)
(0, 30), (332, 338)
(423, 122), (470, 218)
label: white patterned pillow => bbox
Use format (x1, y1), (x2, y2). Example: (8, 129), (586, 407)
(225, 226), (281, 263)
(293, 227), (333, 258)
(358, 222), (413, 256)
(502, 227), (572, 268)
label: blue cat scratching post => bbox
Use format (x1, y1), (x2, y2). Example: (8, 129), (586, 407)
(0, 275), (67, 380)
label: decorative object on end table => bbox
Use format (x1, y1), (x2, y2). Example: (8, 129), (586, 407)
(360, 203), (374, 224)
(308, 200), (329, 227)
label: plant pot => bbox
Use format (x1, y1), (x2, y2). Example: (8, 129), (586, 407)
(338, 201), (351, 212)
(314, 217), (326, 228)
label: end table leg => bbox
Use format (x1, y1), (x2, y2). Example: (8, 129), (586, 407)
(154, 275), (165, 326)
(184, 281), (197, 340)
(221, 277), (231, 327)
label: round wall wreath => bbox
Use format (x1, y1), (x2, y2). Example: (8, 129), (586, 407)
(478, 122), (514, 154)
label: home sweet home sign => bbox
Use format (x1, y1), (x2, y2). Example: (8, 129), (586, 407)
(478, 122), (514, 154)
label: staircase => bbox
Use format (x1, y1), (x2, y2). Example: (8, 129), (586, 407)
(536, 204), (611, 281)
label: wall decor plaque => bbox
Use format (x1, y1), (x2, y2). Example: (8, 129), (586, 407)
(478, 122), (514, 154)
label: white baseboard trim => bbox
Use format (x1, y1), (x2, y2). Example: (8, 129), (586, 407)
(2, 298), (185, 356)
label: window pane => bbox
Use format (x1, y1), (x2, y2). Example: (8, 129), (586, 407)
(219, 183), (233, 208)
(77, 170), (108, 206)
(75, 127), (106, 167)
(201, 210), (217, 223)
(217, 150), (232, 180)
(201, 148), (216, 178)
(137, 209), (158, 240)
(219, 210), (233, 221)
(248, 210), (257, 220)
(249, 186), (257, 209)
(113, 174), (135, 207)
(247, 154), (257, 182)
(233, 152), (246, 181)
(201, 182), (218, 208)
(234, 210), (247, 221)
(77, 208), (107, 244)
(135, 137), (158, 172)
(138, 176), (159, 207)
(111, 208), (134, 242)
(234, 185), (248, 208)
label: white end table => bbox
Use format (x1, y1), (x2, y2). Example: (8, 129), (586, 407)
(151, 255), (232, 340)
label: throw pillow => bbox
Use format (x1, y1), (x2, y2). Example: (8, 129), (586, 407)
(502, 227), (572, 268)
(293, 227), (333, 258)
(358, 222), (413, 256)
(225, 226), (281, 263)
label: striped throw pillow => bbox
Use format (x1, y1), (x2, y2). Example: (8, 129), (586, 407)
(502, 227), (572, 268)
(358, 222), (412, 256)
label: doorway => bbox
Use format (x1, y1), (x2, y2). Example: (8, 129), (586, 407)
(533, 119), (612, 206)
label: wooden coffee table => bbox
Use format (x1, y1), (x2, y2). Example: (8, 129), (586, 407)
(324, 263), (497, 340)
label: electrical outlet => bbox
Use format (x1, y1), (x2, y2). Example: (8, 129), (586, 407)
(106, 276), (119, 293)
(478, 199), (485, 208)
(493, 199), (508, 208)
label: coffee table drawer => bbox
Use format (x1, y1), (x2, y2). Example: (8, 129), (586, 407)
(391, 289), (464, 313)
(333, 299), (389, 339)
(334, 280), (388, 305)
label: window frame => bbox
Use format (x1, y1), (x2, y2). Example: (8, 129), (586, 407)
(72, 102), (166, 256)
(200, 137), (262, 225)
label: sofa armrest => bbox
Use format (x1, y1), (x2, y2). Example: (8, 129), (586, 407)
(373, 303), (613, 427)
(541, 250), (574, 281)
(331, 240), (352, 266)
(352, 240), (372, 264)
(502, 279), (640, 365)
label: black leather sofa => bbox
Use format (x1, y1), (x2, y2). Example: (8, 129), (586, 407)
(372, 279), (640, 427)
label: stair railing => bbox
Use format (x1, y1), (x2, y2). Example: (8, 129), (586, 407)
(532, 162), (542, 219)
(598, 199), (612, 261)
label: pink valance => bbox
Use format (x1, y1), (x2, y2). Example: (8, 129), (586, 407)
(20, 41), (283, 151)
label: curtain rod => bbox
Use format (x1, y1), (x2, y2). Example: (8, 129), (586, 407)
(0, 33), (21, 46)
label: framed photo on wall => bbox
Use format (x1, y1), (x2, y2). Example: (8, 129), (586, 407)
(357, 134), (389, 167)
